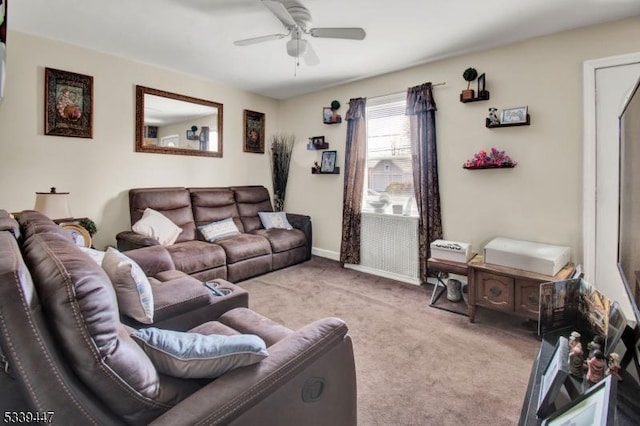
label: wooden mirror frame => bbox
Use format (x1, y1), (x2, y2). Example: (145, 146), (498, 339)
(135, 85), (223, 158)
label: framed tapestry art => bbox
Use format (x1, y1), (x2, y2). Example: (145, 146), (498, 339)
(243, 109), (265, 154)
(45, 67), (93, 138)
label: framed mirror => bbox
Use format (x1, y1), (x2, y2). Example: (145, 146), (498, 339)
(135, 85), (223, 157)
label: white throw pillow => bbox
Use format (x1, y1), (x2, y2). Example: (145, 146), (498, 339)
(131, 328), (268, 379)
(258, 212), (293, 230)
(78, 246), (106, 265)
(198, 217), (241, 242)
(102, 247), (154, 324)
(132, 208), (182, 246)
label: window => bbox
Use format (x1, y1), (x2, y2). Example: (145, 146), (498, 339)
(363, 93), (417, 216)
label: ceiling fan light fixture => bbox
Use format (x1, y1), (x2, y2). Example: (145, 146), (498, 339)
(286, 38), (308, 57)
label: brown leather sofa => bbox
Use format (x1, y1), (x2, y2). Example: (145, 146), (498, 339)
(116, 186), (312, 282)
(0, 210), (357, 425)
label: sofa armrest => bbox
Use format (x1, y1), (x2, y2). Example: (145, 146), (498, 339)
(150, 318), (356, 426)
(286, 213), (312, 258)
(123, 245), (175, 276)
(116, 230), (160, 251)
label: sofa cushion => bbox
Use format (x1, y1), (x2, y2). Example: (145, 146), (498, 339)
(166, 241), (226, 275)
(131, 328), (268, 379)
(129, 187), (196, 242)
(198, 218), (240, 242)
(133, 208), (183, 246)
(215, 234), (272, 264)
(252, 228), (306, 253)
(79, 246), (106, 265)
(257, 211), (293, 230)
(102, 247), (155, 324)
(231, 186), (274, 233)
(189, 188), (245, 233)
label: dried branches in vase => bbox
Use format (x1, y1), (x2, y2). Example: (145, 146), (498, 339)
(269, 133), (295, 211)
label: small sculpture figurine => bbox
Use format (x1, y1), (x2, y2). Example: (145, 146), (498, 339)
(587, 335), (604, 359)
(314, 161), (321, 172)
(568, 331), (585, 378)
(487, 107), (500, 126)
(608, 352), (623, 381)
(586, 349), (606, 384)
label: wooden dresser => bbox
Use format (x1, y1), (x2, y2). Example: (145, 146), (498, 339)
(467, 255), (574, 323)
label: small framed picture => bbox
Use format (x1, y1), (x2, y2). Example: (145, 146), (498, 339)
(541, 375), (616, 425)
(605, 301), (627, 356)
(60, 223), (92, 248)
(537, 336), (569, 418)
(312, 136), (325, 146)
(323, 107), (341, 124)
(45, 67), (94, 138)
(477, 73), (486, 94)
(186, 129), (197, 140)
(321, 150), (337, 173)
(501, 106), (528, 124)
(243, 109), (265, 154)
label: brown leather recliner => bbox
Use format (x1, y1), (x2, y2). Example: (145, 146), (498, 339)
(0, 210), (356, 425)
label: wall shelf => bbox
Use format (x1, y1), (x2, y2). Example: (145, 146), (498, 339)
(463, 164), (516, 170)
(460, 91), (490, 103)
(307, 141), (329, 150)
(486, 114), (530, 128)
(311, 167), (340, 175)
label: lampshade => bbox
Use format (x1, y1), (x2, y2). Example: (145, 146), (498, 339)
(34, 187), (72, 220)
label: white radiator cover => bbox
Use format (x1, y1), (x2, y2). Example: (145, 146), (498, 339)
(355, 212), (420, 284)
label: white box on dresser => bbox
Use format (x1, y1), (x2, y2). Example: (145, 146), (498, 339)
(430, 239), (473, 263)
(483, 237), (570, 276)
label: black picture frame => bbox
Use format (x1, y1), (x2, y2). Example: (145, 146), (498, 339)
(541, 375), (617, 426)
(44, 67), (94, 138)
(321, 150), (337, 173)
(312, 136), (325, 146)
(477, 73), (485, 94)
(243, 109), (265, 154)
(537, 336), (569, 418)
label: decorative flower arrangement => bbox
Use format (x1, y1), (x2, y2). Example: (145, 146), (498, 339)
(463, 147), (517, 169)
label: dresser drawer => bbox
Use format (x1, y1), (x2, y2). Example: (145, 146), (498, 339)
(475, 271), (514, 312)
(514, 279), (541, 320)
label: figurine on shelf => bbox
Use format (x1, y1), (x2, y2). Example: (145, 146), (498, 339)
(586, 349), (606, 384)
(608, 352), (623, 381)
(568, 331), (585, 378)
(487, 107), (500, 126)
(587, 335), (604, 359)
(313, 161), (321, 173)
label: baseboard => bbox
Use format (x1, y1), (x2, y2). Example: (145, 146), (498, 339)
(344, 263), (421, 286)
(311, 247), (340, 261)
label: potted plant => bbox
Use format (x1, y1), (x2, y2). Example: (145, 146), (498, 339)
(461, 67), (478, 100)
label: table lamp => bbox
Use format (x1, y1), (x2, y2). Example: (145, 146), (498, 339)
(34, 187), (72, 220)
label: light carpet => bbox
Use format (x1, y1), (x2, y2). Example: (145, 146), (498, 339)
(240, 256), (540, 426)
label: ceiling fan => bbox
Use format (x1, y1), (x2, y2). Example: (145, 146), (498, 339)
(233, 0), (366, 66)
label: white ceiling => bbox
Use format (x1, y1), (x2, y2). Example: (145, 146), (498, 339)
(9, 0), (640, 100)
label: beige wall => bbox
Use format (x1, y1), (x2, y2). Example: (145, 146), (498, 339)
(0, 32), (279, 249)
(1, 17), (639, 262)
(281, 17), (640, 262)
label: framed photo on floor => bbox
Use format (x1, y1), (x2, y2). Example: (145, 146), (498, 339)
(536, 336), (569, 418)
(44, 67), (94, 138)
(541, 375), (616, 426)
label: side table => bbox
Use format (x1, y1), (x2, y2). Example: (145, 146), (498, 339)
(427, 255), (475, 316)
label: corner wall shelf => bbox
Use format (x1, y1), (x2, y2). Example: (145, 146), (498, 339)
(311, 167), (340, 175)
(460, 91), (490, 103)
(486, 114), (530, 128)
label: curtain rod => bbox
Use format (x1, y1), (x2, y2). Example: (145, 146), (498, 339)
(370, 82), (446, 100)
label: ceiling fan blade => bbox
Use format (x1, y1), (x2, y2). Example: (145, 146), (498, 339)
(234, 33), (289, 46)
(309, 27), (366, 40)
(262, 0), (297, 29)
(303, 42), (320, 66)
